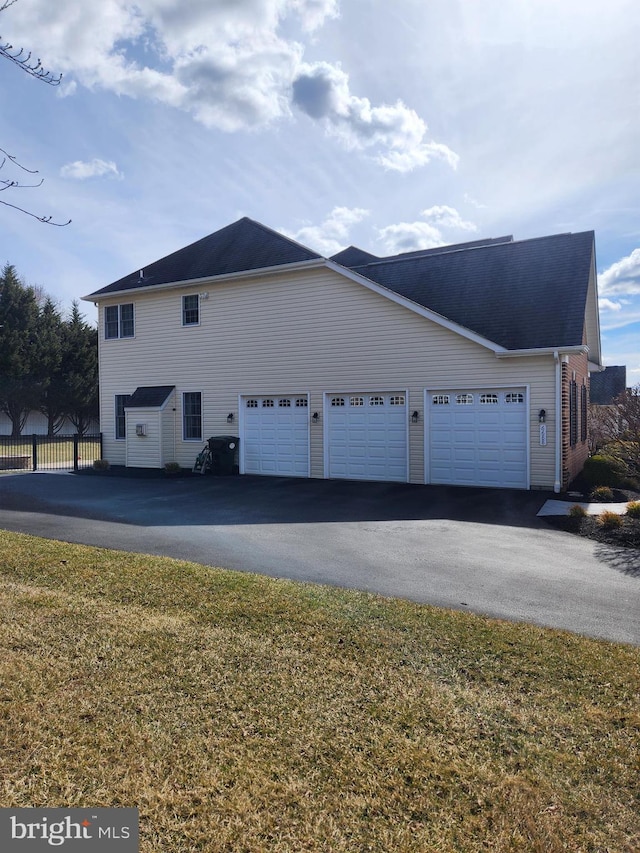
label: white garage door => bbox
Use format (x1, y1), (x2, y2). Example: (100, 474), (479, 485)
(242, 395), (309, 476)
(327, 392), (408, 482)
(429, 389), (528, 488)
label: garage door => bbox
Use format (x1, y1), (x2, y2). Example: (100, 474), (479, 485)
(429, 389), (528, 488)
(327, 392), (408, 482)
(242, 395), (309, 476)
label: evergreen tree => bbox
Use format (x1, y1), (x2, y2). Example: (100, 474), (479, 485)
(0, 262), (41, 436)
(36, 297), (65, 435)
(61, 301), (98, 435)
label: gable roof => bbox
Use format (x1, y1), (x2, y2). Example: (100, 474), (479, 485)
(345, 231), (595, 351)
(88, 218), (322, 298)
(86, 217), (597, 354)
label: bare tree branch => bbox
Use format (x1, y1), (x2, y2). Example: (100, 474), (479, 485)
(0, 3), (71, 225)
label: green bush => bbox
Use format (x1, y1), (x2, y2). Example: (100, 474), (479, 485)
(597, 510), (623, 530)
(93, 459), (110, 471)
(589, 485), (614, 502)
(582, 455), (624, 488)
(568, 504), (587, 518)
(626, 501), (640, 519)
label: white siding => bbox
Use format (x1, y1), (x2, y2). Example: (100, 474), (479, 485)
(96, 268), (557, 487)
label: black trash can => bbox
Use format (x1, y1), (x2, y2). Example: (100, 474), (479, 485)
(208, 436), (240, 475)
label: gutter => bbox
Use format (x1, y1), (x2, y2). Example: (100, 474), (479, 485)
(554, 351), (564, 493)
(82, 258), (328, 302)
(496, 345), (588, 359)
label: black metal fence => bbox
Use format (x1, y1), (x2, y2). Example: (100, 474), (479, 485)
(0, 434), (103, 472)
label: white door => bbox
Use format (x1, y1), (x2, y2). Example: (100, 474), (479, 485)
(327, 392), (408, 482)
(429, 389), (528, 488)
(242, 395), (309, 476)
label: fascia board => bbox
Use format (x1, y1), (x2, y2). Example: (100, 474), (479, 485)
(82, 258), (327, 302)
(495, 345), (588, 359)
(324, 260), (506, 354)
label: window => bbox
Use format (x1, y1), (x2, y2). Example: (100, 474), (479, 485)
(115, 394), (130, 440)
(505, 392), (524, 404)
(456, 394), (474, 405)
(369, 395), (384, 406)
(278, 398), (291, 407)
(182, 294), (199, 326)
(183, 392), (202, 441)
(295, 398), (308, 407)
(480, 393), (499, 405)
(432, 395), (450, 405)
(350, 396), (364, 407)
(331, 397), (345, 407)
(262, 399), (274, 408)
(569, 380), (578, 447)
(246, 399), (258, 408)
(105, 304), (134, 339)
(390, 395), (406, 406)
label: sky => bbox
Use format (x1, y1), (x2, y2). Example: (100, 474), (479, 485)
(1, 0), (639, 379)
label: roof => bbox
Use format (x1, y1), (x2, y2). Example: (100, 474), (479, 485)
(125, 386), (175, 408)
(346, 231), (595, 350)
(87, 217), (596, 353)
(88, 218), (322, 298)
(590, 366), (626, 404)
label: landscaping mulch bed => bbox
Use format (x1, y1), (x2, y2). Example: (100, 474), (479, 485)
(544, 487), (640, 548)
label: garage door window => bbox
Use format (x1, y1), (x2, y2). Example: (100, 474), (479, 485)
(279, 399), (291, 407)
(390, 395), (406, 406)
(456, 394), (474, 405)
(369, 396), (384, 406)
(432, 395), (450, 405)
(505, 392), (524, 404)
(350, 396), (364, 406)
(246, 399), (258, 408)
(331, 397), (345, 406)
(480, 393), (499, 405)
(295, 398), (308, 407)
(262, 399), (274, 408)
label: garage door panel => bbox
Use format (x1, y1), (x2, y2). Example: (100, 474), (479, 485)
(429, 388), (527, 489)
(328, 392), (407, 482)
(242, 396), (309, 477)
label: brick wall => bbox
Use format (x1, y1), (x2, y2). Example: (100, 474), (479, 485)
(561, 352), (590, 488)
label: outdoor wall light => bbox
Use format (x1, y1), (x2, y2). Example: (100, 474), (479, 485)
(412, 410), (419, 423)
(538, 409), (546, 423)
(227, 412), (234, 423)
(312, 412), (319, 422)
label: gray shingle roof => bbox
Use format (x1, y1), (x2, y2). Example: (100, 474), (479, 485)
(126, 386), (175, 408)
(88, 218), (322, 297)
(590, 366), (626, 404)
(347, 231), (595, 350)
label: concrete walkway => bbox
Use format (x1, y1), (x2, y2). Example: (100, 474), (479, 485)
(537, 500), (632, 516)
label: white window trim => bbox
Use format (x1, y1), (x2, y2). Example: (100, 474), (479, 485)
(182, 391), (203, 442)
(182, 294), (200, 327)
(104, 303), (135, 340)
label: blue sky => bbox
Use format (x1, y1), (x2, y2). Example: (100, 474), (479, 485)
(1, 0), (639, 379)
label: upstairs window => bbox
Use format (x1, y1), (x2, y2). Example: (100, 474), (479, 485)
(105, 304), (134, 339)
(182, 294), (200, 326)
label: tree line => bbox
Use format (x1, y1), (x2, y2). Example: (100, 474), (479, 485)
(0, 263), (97, 437)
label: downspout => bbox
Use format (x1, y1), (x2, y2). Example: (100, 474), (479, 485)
(554, 351), (562, 493)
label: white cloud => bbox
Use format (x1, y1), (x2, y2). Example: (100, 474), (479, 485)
(1, 0), (449, 172)
(599, 249), (640, 296)
(292, 61), (458, 172)
(599, 298), (623, 312)
(284, 206), (370, 255)
(60, 159), (123, 180)
(377, 206), (477, 254)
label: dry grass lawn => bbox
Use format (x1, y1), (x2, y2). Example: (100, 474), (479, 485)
(0, 530), (638, 852)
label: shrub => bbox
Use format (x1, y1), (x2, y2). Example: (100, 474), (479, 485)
(597, 510), (623, 530)
(582, 455), (624, 488)
(568, 504), (587, 518)
(626, 501), (640, 519)
(93, 459), (110, 471)
(589, 485), (614, 502)
(164, 462), (181, 474)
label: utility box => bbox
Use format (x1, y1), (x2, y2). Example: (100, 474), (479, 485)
(208, 436), (240, 475)
(135, 423), (147, 437)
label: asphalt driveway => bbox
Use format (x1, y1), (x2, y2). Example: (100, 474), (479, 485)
(0, 470), (638, 645)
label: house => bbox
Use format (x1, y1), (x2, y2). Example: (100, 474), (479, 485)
(83, 217), (602, 492)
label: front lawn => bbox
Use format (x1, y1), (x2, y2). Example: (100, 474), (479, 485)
(0, 531), (638, 852)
